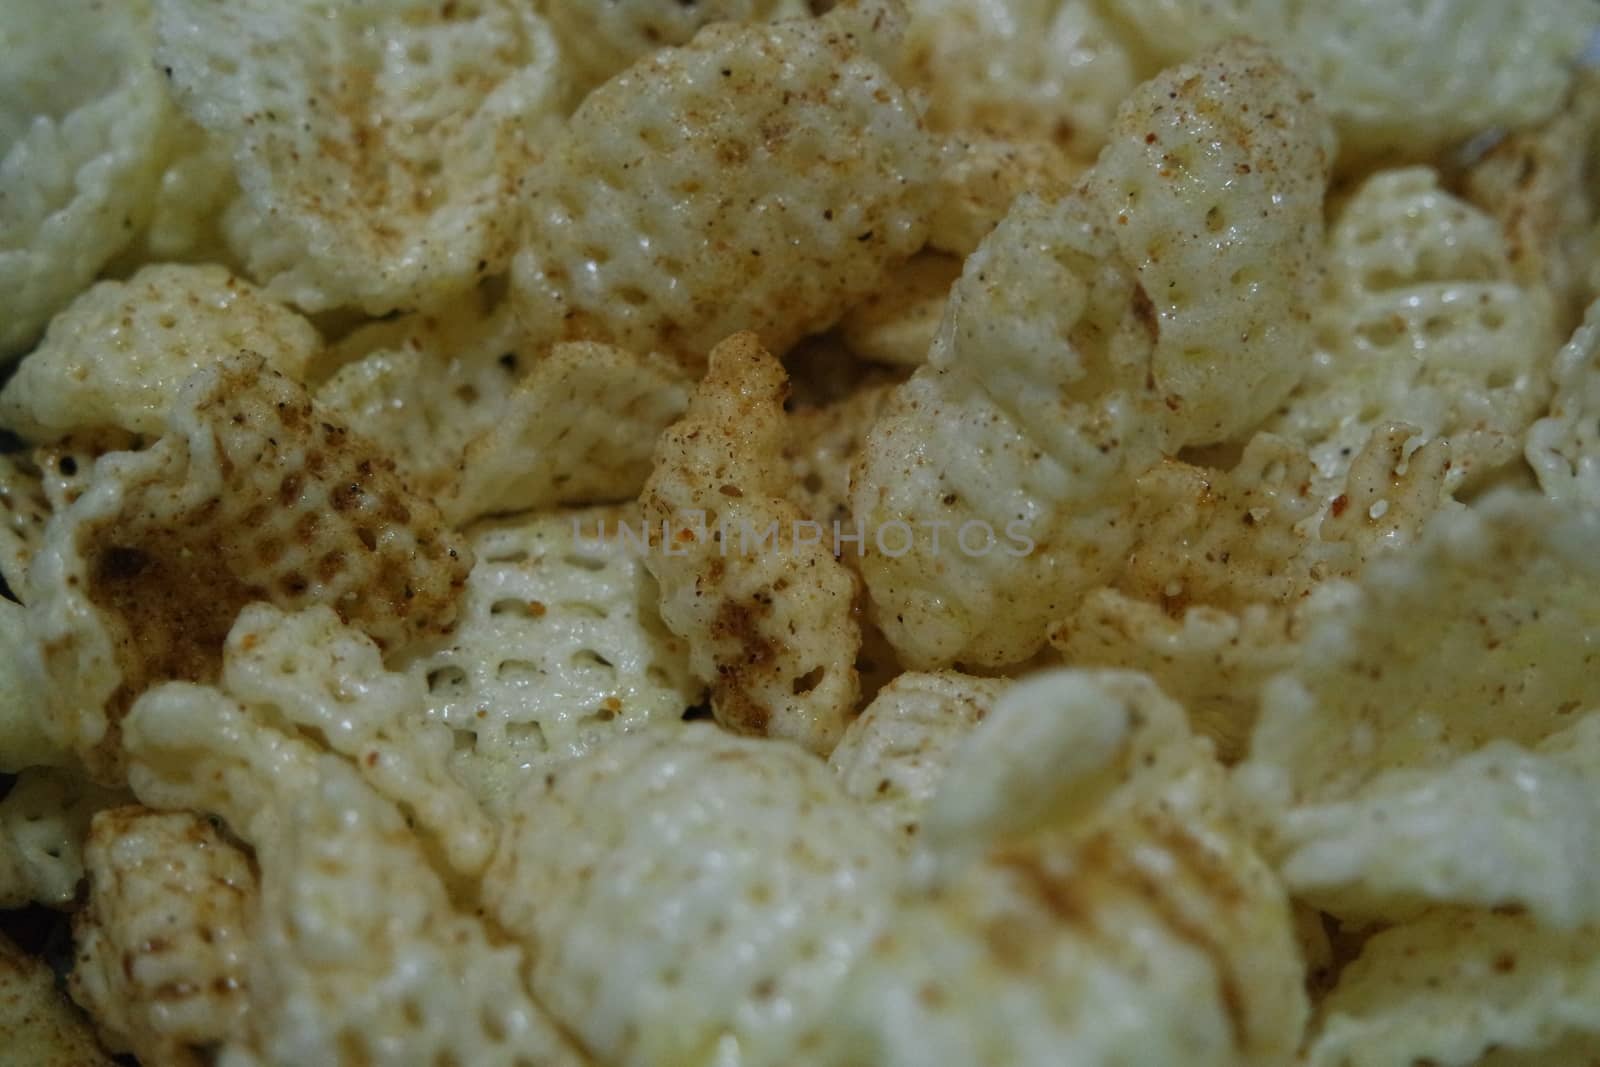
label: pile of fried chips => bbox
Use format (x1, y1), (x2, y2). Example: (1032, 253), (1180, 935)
(2, 1), (1599, 1063)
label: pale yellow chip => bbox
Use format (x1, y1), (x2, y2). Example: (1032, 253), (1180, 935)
(545, 0), (810, 94)
(0, 768), (124, 909)
(511, 6), (937, 366)
(827, 670), (1009, 840)
(153, 0), (567, 314)
(484, 724), (902, 1067)
(0, 453), (49, 602)
(1108, 0), (1597, 163)
(0, 0), (172, 362)
(1305, 909), (1600, 1067)
(25, 354), (471, 782)
(854, 41), (1330, 669)
(0, 931), (116, 1067)
(642, 334), (861, 754)
(1528, 298), (1600, 511)
(0, 264), (321, 443)
(0, 597), (61, 773)
(70, 807), (255, 1066)
(806, 669), (1306, 1066)
(783, 380), (899, 526)
(898, 0), (1140, 159)
(402, 505), (701, 817)
(1267, 167), (1558, 499)
(924, 135), (1082, 256)
(1238, 492), (1600, 927)
(840, 252), (962, 368)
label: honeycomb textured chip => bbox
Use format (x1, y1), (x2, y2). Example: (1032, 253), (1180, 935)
(484, 724), (902, 1067)
(642, 334), (861, 754)
(0, 0), (171, 363)
(1304, 909), (1600, 1067)
(925, 136), (1082, 256)
(545, 0), (810, 94)
(152, 0), (567, 314)
(1267, 167), (1558, 498)
(443, 342), (691, 525)
(0, 264), (321, 443)
(402, 506), (701, 817)
(70, 807), (256, 1067)
(0, 769), (123, 909)
(783, 380), (899, 526)
(853, 42), (1330, 668)
(1528, 298), (1600, 511)
(898, 0), (1140, 158)
(840, 253), (963, 367)
(0, 453), (49, 602)
(26, 354), (471, 782)
(805, 669), (1306, 1067)
(827, 671), (1009, 840)
(1108, 0), (1597, 163)
(121, 690), (587, 1067)
(1238, 492), (1600, 927)
(0, 931), (117, 1067)
(511, 5), (938, 366)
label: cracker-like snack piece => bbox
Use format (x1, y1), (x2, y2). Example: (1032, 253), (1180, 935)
(1528, 298), (1600, 511)
(642, 333), (861, 754)
(484, 724), (901, 1067)
(853, 41), (1330, 668)
(153, 0), (567, 314)
(806, 669), (1306, 1066)
(0, 930), (116, 1066)
(70, 807), (256, 1067)
(0, 264), (320, 443)
(511, 5), (937, 366)
(404, 505), (701, 816)
(840, 253), (962, 367)
(0, 768), (122, 908)
(27, 354), (471, 782)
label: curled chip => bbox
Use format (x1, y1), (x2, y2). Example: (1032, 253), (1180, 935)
(1528, 298), (1600, 511)
(1108, 0), (1596, 163)
(70, 807), (256, 1067)
(0, 264), (320, 443)
(0, 0), (171, 362)
(1238, 492), (1600, 928)
(0, 931), (116, 1067)
(827, 671), (1008, 840)
(511, 5), (937, 366)
(1267, 167), (1558, 498)
(805, 670), (1305, 1066)
(484, 724), (901, 1067)
(404, 506), (701, 817)
(26, 354), (470, 782)
(0, 768), (123, 909)
(545, 0), (809, 94)
(1304, 909), (1600, 1067)
(153, 0), (566, 314)
(898, 0), (1140, 158)
(854, 41), (1329, 668)
(642, 334), (861, 754)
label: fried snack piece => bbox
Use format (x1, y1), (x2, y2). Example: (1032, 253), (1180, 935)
(840, 253), (962, 367)
(853, 42), (1330, 668)
(1528, 298), (1600, 511)
(0, 768), (123, 908)
(511, 4), (937, 367)
(1267, 168), (1558, 499)
(545, 0), (809, 94)
(0, 599), (62, 772)
(783, 380), (899, 526)
(1107, 0), (1596, 164)
(1238, 492), (1600, 928)
(70, 807), (255, 1067)
(925, 136), (1082, 256)
(0, 264), (320, 443)
(827, 671), (1009, 840)
(804, 669), (1305, 1066)
(26, 354), (471, 782)
(898, 0), (1140, 158)
(404, 506), (701, 816)
(0, 0), (170, 362)
(642, 334), (861, 754)
(1305, 909), (1600, 1067)
(153, 0), (566, 314)
(0, 454), (49, 602)
(0, 931), (116, 1067)
(123, 694), (587, 1066)
(484, 724), (901, 1067)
